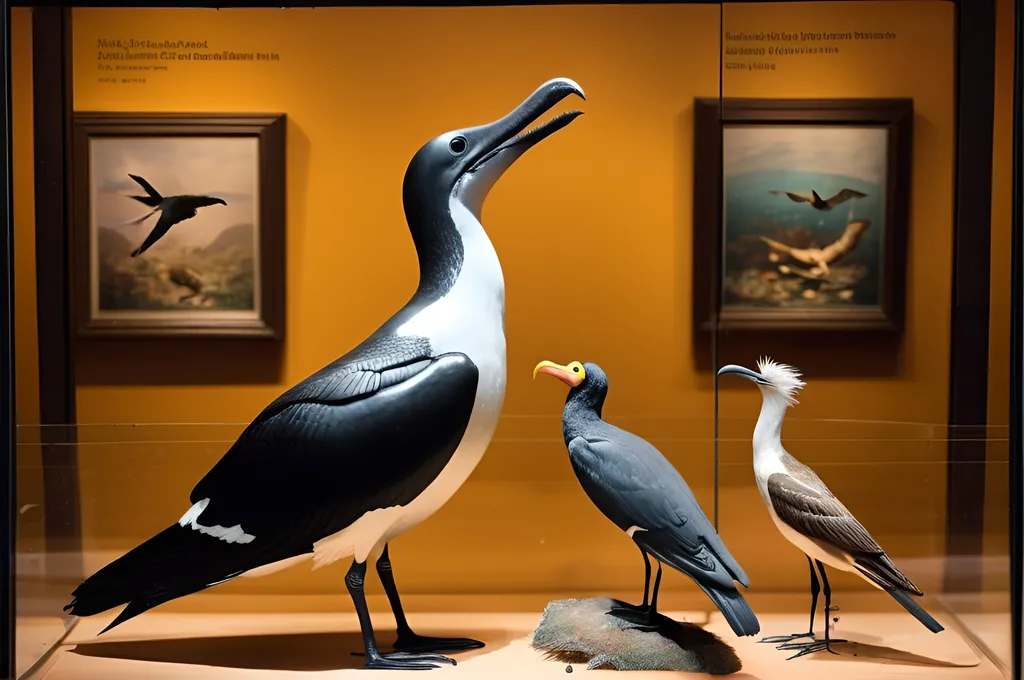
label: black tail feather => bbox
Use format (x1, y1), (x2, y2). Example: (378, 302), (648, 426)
(886, 589), (944, 633)
(65, 524), (277, 634)
(698, 583), (761, 637)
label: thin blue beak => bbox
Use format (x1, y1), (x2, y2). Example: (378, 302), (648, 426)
(717, 364), (772, 386)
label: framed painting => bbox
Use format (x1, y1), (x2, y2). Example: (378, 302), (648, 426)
(692, 98), (913, 334)
(70, 112), (286, 338)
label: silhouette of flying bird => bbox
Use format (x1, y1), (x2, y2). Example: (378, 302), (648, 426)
(769, 188), (866, 211)
(760, 219), (870, 277)
(124, 174), (227, 257)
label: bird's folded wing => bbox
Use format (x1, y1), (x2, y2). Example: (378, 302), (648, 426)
(258, 335), (435, 421)
(767, 472), (883, 555)
(188, 344), (478, 547)
(568, 437), (741, 590)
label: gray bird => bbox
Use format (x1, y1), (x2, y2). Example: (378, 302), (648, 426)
(718, 358), (943, 660)
(124, 173), (227, 257)
(769, 188), (866, 211)
(534, 359), (760, 638)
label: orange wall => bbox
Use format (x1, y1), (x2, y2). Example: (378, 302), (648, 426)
(12, 7), (46, 556)
(1, 1), (994, 609)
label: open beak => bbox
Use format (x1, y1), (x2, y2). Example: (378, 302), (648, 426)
(468, 78), (585, 172)
(533, 360), (583, 387)
(456, 78), (585, 213)
(717, 364), (771, 386)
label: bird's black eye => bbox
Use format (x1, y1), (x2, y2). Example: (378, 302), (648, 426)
(573, 366), (580, 373)
(449, 137), (467, 155)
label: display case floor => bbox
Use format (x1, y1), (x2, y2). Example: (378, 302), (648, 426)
(28, 600), (1004, 680)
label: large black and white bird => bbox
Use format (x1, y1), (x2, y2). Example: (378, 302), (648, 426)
(718, 358), (944, 660)
(533, 360), (760, 638)
(65, 78), (586, 670)
(124, 173), (227, 257)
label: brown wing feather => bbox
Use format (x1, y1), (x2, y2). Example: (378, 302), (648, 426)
(767, 472), (921, 593)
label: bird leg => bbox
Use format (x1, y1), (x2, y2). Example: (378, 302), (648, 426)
(779, 561), (848, 660)
(761, 556), (819, 645)
(376, 544), (484, 655)
(609, 559), (663, 633)
(345, 559), (453, 670)
(608, 543), (652, 618)
(641, 547), (652, 608)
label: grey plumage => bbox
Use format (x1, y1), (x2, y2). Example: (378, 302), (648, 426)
(537, 361), (758, 638)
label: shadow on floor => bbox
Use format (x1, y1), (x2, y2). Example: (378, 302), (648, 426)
(69, 629), (515, 671)
(823, 640), (981, 668)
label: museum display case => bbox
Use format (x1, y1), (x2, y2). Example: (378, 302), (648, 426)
(1, 1), (1019, 679)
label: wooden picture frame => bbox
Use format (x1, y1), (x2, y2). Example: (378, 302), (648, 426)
(692, 98), (913, 334)
(70, 112), (286, 339)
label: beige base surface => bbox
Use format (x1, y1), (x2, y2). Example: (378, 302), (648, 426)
(31, 602), (1004, 680)
(15, 617), (71, 679)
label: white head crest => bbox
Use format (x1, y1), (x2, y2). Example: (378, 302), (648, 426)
(756, 357), (806, 406)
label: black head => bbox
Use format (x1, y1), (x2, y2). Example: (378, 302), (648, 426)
(533, 359), (608, 414)
(402, 78), (585, 223)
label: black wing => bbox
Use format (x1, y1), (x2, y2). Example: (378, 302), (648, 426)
(567, 436), (748, 590)
(130, 211), (178, 257)
(770, 190), (812, 204)
(766, 473), (921, 593)
(824, 188), (867, 207)
(129, 173), (163, 201)
(188, 336), (479, 557)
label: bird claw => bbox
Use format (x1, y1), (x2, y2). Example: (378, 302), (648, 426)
(606, 606), (660, 632)
(759, 632), (815, 645)
(393, 633), (484, 655)
(779, 638), (847, 661)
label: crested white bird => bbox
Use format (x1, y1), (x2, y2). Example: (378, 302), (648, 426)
(718, 358), (943, 660)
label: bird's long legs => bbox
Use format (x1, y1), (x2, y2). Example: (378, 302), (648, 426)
(778, 561), (848, 660)
(608, 544), (653, 619)
(608, 552), (664, 633)
(760, 556), (820, 645)
(345, 559), (454, 670)
(376, 544), (485, 655)
(648, 561), (664, 621)
(641, 547), (652, 608)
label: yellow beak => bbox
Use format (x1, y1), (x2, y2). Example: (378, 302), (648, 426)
(533, 360), (583, 387)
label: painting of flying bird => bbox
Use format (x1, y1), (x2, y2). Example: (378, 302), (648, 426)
(71, 112), (286, 338)
(768, 188), (867, 211)
(691, 98), (912, 333)
(125, 174), (227, 257)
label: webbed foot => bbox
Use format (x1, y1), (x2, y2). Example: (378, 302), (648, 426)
(363, 649), (454, 670)
(394, 633), (484, 655)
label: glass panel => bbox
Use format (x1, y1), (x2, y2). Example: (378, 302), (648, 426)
(13, 3), (727, 677)
(715, 0), (1011, 677)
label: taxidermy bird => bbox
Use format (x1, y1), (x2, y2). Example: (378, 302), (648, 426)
(65, 78), (586, 671)
(759, 219), (869, 277)
(533, 360), (760, 638)
(124, 173), (227, 257)
(769, 188), (866, 211)
(717, 358), (943, 660)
